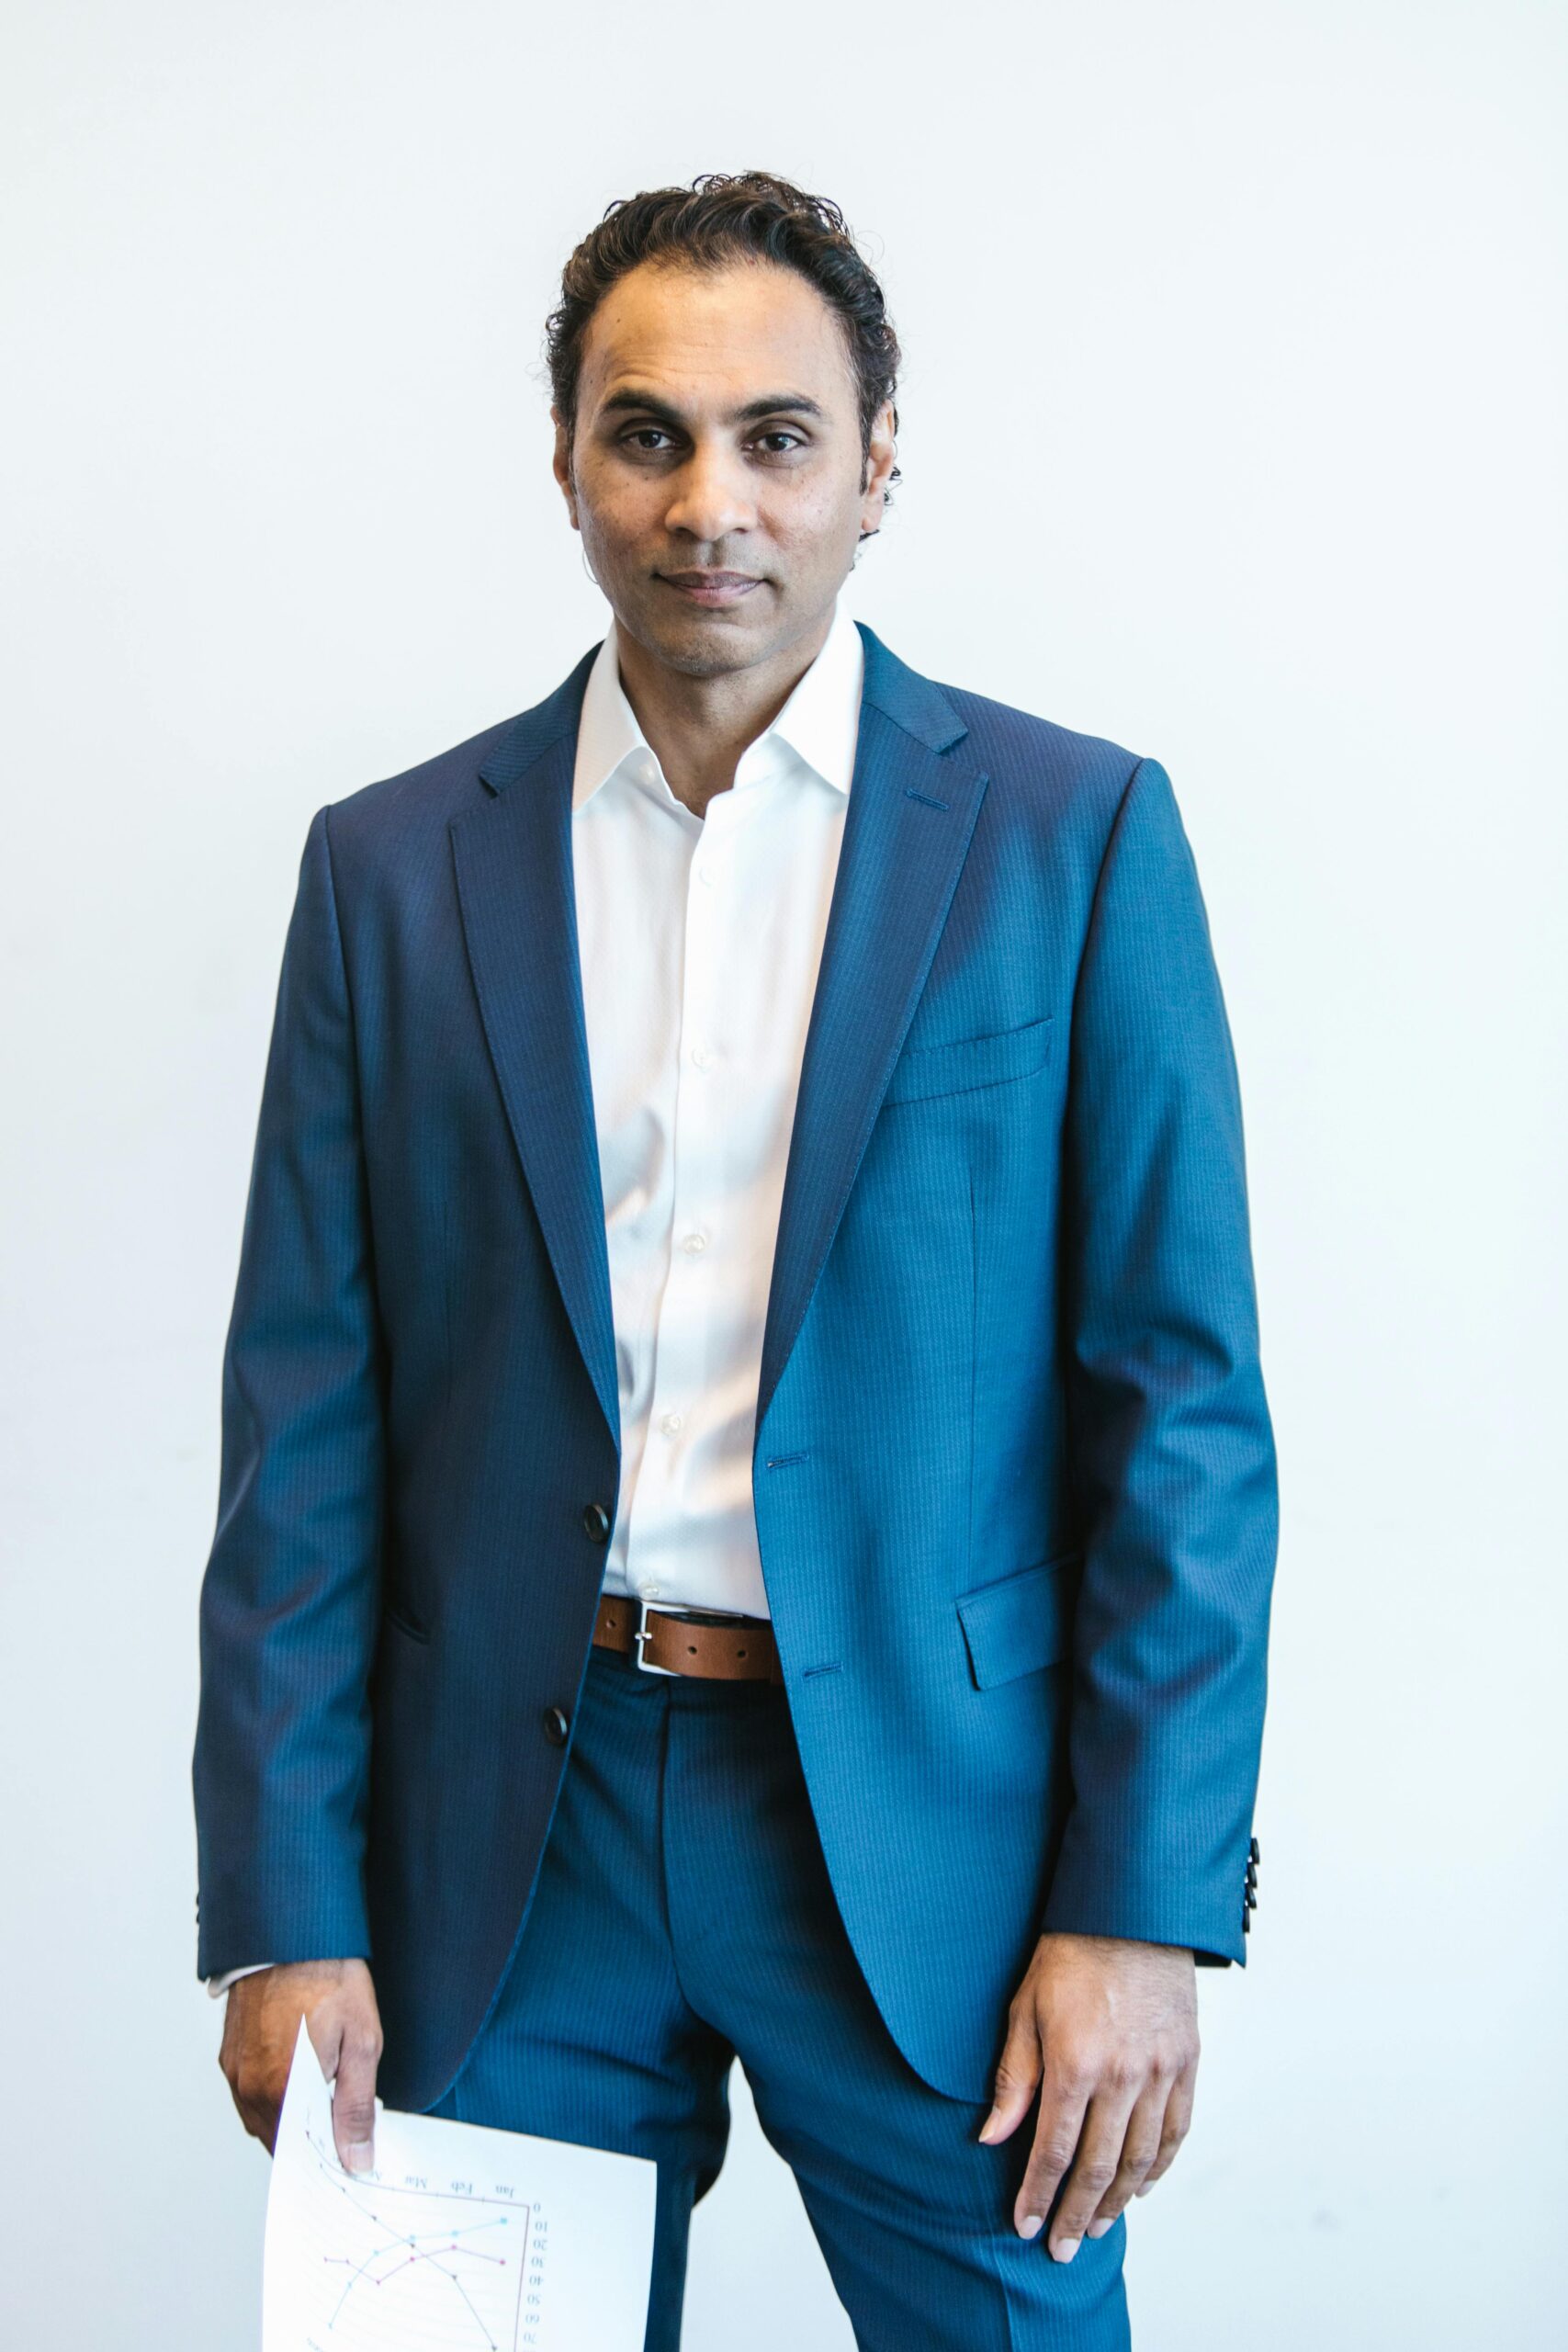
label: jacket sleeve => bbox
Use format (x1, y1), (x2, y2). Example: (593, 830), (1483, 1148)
(1040, 756), (1278, 1963)
(192, 804), (384, 1979)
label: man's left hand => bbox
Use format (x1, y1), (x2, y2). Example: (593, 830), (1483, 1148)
(978, 1932), (1199, 2260)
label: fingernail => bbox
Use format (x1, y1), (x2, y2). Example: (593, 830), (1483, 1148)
(1088, 2219), (1114, 2240)
(1018, 2212), (1044, 2240)
(344, 2142), (375, 2174)
(1052, 2235), (1081, 2263)
(978, 2111), (999, 2143)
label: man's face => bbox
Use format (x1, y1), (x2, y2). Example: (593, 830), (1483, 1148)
(554, 256), (894, 678)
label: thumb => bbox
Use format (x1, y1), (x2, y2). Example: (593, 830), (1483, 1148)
(979, 2005), (1042, 2145)
(330, 2019), (382, 2174)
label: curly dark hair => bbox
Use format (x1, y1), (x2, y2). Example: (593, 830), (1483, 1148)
(544, 169), (902, 532)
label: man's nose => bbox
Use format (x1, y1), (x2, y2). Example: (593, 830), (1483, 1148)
(662, 445), (757, 544)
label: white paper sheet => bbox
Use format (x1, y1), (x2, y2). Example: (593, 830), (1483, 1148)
(263, 2015), (657, 2351)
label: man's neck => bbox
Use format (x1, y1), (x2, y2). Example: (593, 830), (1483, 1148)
(612, 604), (835, 819)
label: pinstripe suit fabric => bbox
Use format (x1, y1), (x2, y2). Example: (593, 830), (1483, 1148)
(193, 621), (1276, 2208)
(426, 1646), (1132, 2350)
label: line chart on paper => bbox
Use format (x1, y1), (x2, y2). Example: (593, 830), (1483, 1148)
(263, 2018), (656, 2352)
(293, 2119), (529, 2347)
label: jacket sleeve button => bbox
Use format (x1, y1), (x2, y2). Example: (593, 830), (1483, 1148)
(543, 1705), (570, 1747)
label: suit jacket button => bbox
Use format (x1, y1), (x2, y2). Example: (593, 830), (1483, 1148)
(581, 1501), (611, 1543)
(543, 1705), (570, 1747)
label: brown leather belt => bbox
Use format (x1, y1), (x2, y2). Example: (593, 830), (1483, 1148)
(592, 1593), (784, 1683)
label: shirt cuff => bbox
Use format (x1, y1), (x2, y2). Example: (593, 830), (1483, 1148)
(206, 1962), (275, 1998)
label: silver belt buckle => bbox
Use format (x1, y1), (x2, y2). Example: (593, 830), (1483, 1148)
(633, 1599), (680, 1677)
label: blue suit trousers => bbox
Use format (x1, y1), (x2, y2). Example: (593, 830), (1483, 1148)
(425, 1646), (1132, 2350)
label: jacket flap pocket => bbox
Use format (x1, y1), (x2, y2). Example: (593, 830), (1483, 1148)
(957, 1549), (1080, 1690)
(883, 1012), (1053, 1106)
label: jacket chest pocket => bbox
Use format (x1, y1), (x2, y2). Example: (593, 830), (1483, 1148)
(883, 1012), (1053, 1106)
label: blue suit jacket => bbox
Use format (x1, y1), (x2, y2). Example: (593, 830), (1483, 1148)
(193, 621), (1278, 2112)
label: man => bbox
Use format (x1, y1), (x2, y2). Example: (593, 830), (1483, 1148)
(195, 169), (1277, 2350)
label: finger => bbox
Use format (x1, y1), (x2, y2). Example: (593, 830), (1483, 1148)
(220, 1996), (282, 2146)
(1012, 2067), (1091, 2240)
(306, 1999), (344, 2086)
(979, 2007), (1043, 2145)
(1086, 2081), (1168, 2236)
(223, 2036), (282, 2149)
(1047, 2086), (1138, 2261)
(1135, 2059), (1197, 2194)
(231, 2047), (288, 2152)
(241, 2090), (284, 2152)
(329, 2014), (383, 2174)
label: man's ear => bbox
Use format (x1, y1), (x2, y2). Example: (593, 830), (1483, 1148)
(860, 398), (897, 534)
(550, 405), (579, 528)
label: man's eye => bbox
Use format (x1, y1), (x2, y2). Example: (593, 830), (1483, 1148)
(618, 427), (806, 457)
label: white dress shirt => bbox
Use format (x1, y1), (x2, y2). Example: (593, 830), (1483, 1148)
(574, 592), (863, 1622)
(208, 593), (864, 1991)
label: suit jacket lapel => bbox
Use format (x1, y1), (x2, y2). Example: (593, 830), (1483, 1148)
(450, 645), (623, 1452)
(447, 622), (988, 1468)
(755, 625), (987, 1439)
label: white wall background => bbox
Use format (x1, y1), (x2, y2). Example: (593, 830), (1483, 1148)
(3, 3), (1563, 2345)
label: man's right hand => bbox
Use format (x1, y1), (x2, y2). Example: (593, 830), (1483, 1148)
(219, 1958), (384, 2170)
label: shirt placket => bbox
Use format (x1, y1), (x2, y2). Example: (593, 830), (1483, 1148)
(620, 788), (729, 1603)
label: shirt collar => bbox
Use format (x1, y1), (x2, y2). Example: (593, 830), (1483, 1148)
(571, 592), (864, 815)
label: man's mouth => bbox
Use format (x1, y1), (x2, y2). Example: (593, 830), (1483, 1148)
(658, 571), (763, 607)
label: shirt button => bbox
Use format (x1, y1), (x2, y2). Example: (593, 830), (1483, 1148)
(696, 864), (716, 888)
(681, 1231), (707, 1256)
(543, 1705), (570, 1747)
(692, 1045), (714, 1070)
(638, 1579), (662, 1600)
(660, 1410), (683, 1436)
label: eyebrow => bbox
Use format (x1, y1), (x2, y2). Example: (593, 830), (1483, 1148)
(596, 387), (828, 426)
